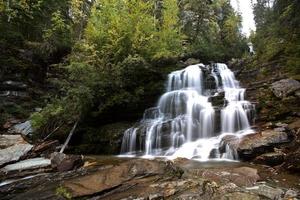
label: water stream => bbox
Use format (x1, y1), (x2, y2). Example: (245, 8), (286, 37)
(120, 63), (255, 161)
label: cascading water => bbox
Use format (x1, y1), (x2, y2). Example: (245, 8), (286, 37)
(120, 63), (255, 161)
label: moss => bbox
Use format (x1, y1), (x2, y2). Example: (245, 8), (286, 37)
(56, 186), (72, 199)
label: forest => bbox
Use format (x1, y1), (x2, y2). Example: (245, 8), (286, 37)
(0, 0), (299, 199)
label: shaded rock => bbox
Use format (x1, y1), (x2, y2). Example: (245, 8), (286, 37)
(288, 118), (300, 130)
(8, 121), (33, 136)
(0, 135), (33, 166)
(63, 159), (183, 198)
(282, 149), (300, 172)
(1, 157), (51, 173)
(237, 129), (291, 160)
(253, 152), (285, 166)
(50, 152), (83, 172)
(30, 140), (59, 157)
(0, 81), (27, 90)
(208, 92), (225, 107)
(184, 58), (200, 66)
(271, 79), (300, 98)
(2, 118), (21, 129)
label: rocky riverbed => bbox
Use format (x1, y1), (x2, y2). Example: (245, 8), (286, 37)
(0, 156), (299, 200)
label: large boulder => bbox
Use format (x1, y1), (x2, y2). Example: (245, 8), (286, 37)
(271, 79), (300, 98)
(219, 127), (292, 161)
(237, 129), (291, 160)
(0, 135), (33, 166)
(50, 152), (84, 172)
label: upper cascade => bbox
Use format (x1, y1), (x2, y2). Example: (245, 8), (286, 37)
(120, 63), (255, 161)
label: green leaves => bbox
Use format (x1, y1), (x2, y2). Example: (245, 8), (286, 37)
(252, 0), (300, 74)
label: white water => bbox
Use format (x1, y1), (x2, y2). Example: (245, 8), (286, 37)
(120, 63), (255, 161)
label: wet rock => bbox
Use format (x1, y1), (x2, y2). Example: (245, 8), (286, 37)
(1, 157), (51, 173)
(237, 129), (291, 160)
(271, 79), (300, 98)
(50, 152), (83, 172)
(8, 121), (33, 136)
(62, 159), (182, 198)
(208, 92), (225, 107)
(219, 135), (239, 154)
(0, 135), (33, 166)
(253, 152), (285, 166)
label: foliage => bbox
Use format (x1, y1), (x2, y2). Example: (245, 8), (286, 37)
(56, 186), (72, 199)
(251, 0), (300, 74)
(180, 0), (248, 61)
(0, 0), (249, 138)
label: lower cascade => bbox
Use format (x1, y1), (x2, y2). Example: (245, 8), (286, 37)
(120, 63), (255, 161)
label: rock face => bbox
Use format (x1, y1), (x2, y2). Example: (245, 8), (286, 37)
(50, 152), (84, 172)
(63, 159), (182, 198)
(271, 79), (300, 98)
(0, 135), (33, 166)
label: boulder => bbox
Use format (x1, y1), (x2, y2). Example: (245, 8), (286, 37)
(271, 79), (300, 98)
(50, 152), (83, 172)
(8, 120), (33, 136)
(237, 129), (291, 160)
(0, 135), (33, 166)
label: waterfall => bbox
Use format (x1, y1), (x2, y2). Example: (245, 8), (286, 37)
(120, 63), (255, 161)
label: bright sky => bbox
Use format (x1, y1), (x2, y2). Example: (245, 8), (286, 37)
(230, 0), (256, 37)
